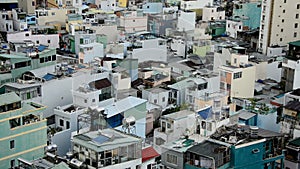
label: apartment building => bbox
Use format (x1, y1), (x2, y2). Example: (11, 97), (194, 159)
(0, 92), (47, 169)
(259, 0), (300, 54)
(119, 10), (147, 34)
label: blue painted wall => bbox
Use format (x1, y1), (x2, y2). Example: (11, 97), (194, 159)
(233, 2), (262, 30)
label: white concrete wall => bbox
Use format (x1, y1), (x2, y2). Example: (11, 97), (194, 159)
(51, 129), (72, 156)
(177, 10), (195, 32)
(100, 0), (117, 11)
(226, 20), (243, 38)
(120, 12), (147, 34)
(231, 66), (256, 98)
(101, 158), (142, 169)
(93, 25), (118, 43)
(140, 158), (156, 169)
(180, 0), (213, 10)
(266, 60), (282, 82)
(79, 43), (104, 63)
(257, 112), (280, 133)
(132, 39), (167, 63)
(170, 38), (186, 57)
(202, 7), (225, 21)
(213, 48), (231, 71)
(142, 90), (169, 109)
(36, 8), (70, 25)
(7, 31), (59, 49)
(42, 77), (73, 118)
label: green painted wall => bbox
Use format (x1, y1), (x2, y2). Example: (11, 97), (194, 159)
(0, 102), (47, 169)
(193, 45), (211, 57)
(124, 102), (147, 120)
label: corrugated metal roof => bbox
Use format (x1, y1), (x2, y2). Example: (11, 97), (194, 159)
(0, 92), (21, 106)
(289, 40), (300, 47)
(238, 110), (256, 120)
(105, 96), (147, 118)
(142, 147), (160, 162)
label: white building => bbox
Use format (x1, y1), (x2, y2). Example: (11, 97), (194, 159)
(202, 6), (225, 22)
(7, 30), (60, 49)
(180, 0), (213, 10)
(177, 10), (196, 32)
(99, 0), (117, 11)
(35, 8), (75, 26)
(78, 42), (104, 63)
(131, 38), (167, 63)
(72, 128), (142, 169)
(12, 8), (27, 31)
(0, 10), (14, 32)
(51, 104), (87, 156)
(142, 87), (170, 110)
(281, 58), (300, 91)
(226, 19), (244, 39)
(258, 0), (300, 54)
(119, 10), (147, 34)
(153, 110), (196, 153)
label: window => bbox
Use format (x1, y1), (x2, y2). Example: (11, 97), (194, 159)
(228, 24), (230, 28)
(10, 159), (15, 168)
(297, 14), (299, 19)
(10, 140), (15, 149)
(282, 19), (284, 23)
(162, 97), (165, 102)
(239, 25), (241, 29)
(294, 32), (297, 38)
(133, 19), (135, 22)
(198, 82), (208, 90)
(154, 99), (157, 104)
(40, 57), (44, 63)
(52, 55), (56, 61)
(234, 58), (237, 64)
(9, 118), (20, 129)
(297, 4), (300, 9)
(80, 38), (83, 44)
(283, 9), (285, 13)
(59, 119), (64, 126)
(25, 33), (29, 37)
(84, 99), (87, 103)
(92, 99), (95, 102)
(51, 12), (55, 16)
(281, 28), (283, 32)
(295, 23), (299, 28)
(284, 0), (286, 3)
(48, 40), (51, 43)
(233, 72), (242, 79)
(66, 121), (70, 129)
(280, 38), (283, 41)
(166, 154), (177, 165)
(36, 40), (39, 44)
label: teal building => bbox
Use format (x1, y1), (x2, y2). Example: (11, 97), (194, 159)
(0, 92), (47, 168)
(184, 125), (285, 169)
(207, 21), (226, 37)
(233, 2), (262, 30)
(0, 47), (57, 85)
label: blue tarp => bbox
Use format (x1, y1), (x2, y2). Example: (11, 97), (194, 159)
(197, 106), (212, 120)
(106, 113), (124, 128)
(38, 45), (47, 52)
(43, 73), (55, 81)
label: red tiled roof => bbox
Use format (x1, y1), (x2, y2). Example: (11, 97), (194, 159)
(142, 147), (160, 162)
